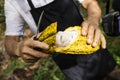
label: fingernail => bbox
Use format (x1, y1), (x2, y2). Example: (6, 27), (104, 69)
(93, 42), (97, 47)
(87, 38), (91, 44)
(102, 45), (106, 49)
(82, 31), (86, 36)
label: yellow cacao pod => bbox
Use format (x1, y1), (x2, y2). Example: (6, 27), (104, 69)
(38, 22), (100, 54)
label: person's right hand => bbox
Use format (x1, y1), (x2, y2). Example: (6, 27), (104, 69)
(18, 35), (50, 63)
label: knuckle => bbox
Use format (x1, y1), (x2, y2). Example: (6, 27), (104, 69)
(22, 54), (28, 59)
(38, 52), (45, 57)
(22, 47), (27, 53)
(96, 29), (101, 33)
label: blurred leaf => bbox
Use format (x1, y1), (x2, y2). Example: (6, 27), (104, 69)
(1, 58), (27, 77)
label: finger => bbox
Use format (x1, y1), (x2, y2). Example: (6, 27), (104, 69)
(22, 53), (35, 60)
(92, 29), (101, 47)
(32, 33), (41, 40)
(22, 54), (38, 63)
(87, 25), (95, 44)
(36, 33), (41, 38)
(32, 41), (49, 49)
(22, 46), (50, 58)
(25, 40), (49, 50)
(100, 34), (106, 49)
(81, 21), (89, 36)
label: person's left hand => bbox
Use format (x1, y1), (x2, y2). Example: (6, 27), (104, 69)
(81, 19), (106, 49)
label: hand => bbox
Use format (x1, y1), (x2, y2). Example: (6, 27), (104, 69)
(19, 35), (50, 63)
(81, 20), (106, 49)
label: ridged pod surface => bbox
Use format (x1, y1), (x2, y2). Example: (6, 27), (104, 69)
(38, 22), (100, 54)
(55, 26), (100, 54)
(38, 22), (57, 41)
(38, 22), (57, 53)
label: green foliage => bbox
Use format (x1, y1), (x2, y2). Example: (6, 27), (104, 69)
(0, 0), (5, 34)
(1, 58), (27, 77)
(33, 58), (66, 80)
(106, 36), (120, 66)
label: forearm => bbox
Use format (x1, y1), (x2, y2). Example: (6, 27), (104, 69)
(5, 36), (22, 57)
(81, 0), (101, 25)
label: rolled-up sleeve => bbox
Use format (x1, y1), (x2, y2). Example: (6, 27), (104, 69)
(4, 0), (25, 36)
